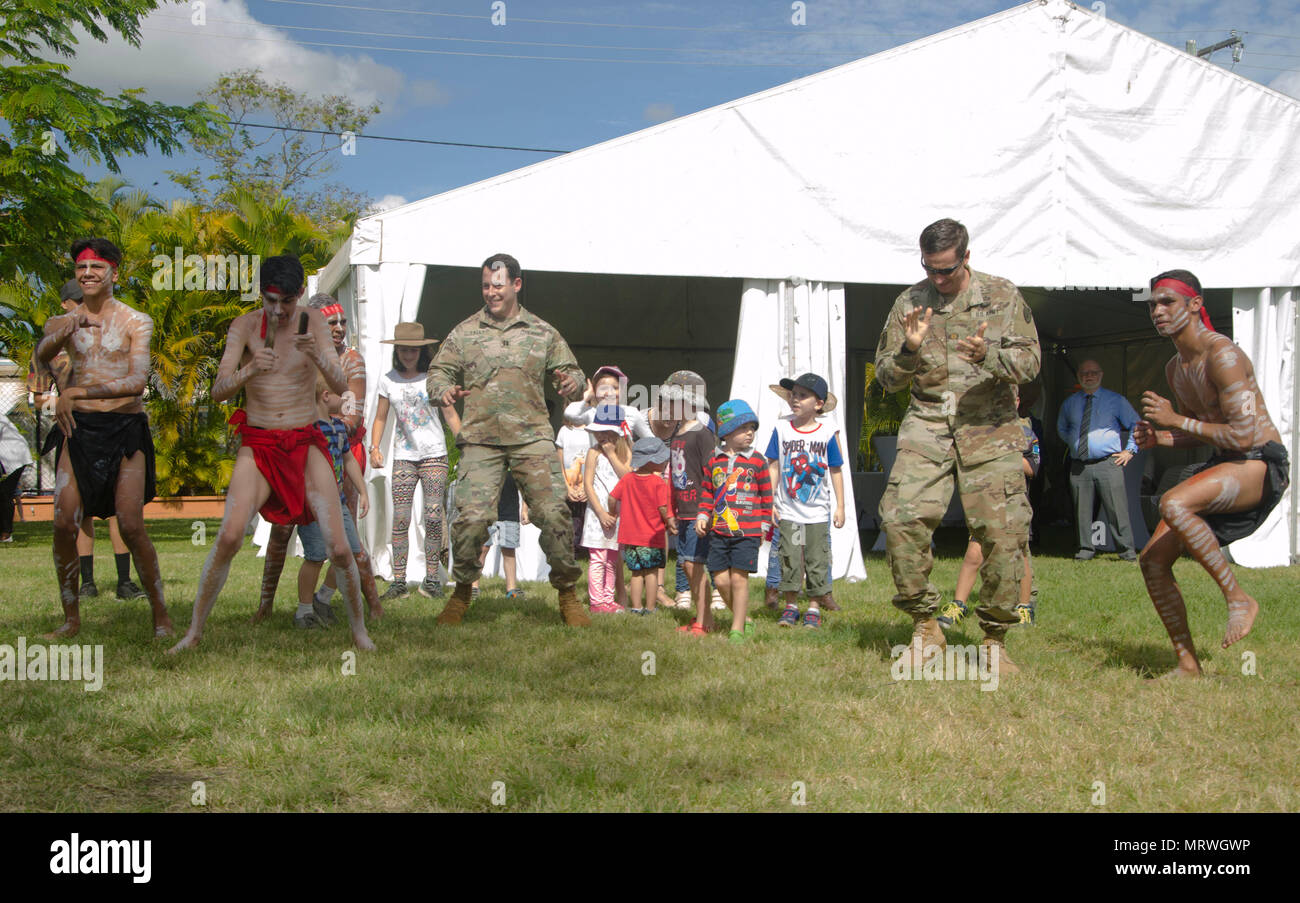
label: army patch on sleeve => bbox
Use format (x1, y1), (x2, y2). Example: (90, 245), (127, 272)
(1022, 301), (1032, 324)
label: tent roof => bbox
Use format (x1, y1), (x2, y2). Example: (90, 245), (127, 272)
(327, 0), (1300, 290)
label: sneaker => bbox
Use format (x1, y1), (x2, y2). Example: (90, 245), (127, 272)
(1118, 551), (1138, 562)
(777, 603), (800, 627)
(937, 600), (968, 629)
(505, 588), (524, 600)
(744, 618), (756, 636)
(801, 608), (822, 630)
(710, 589), (726, 611)
(378, 583), (409, 602)
(418, 580), (444, 599)
(1014, 603), (1036, 626)
(1074, 549), (1095, 561)
(471, 586), (481, 600)
(728, 629), (746, 645)
(312, 599), (337, 626)
(674, 590), (692, 610)
(293, 609), (329, 629)
(79, 580), (99, 599)
(115, 579), (147, 601)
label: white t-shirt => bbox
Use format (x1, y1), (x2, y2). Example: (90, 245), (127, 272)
(378, 370), (447, 462)
(556, 425), (591, 489)
(764, 417), (844, 524)
(581, 450), (621, 550)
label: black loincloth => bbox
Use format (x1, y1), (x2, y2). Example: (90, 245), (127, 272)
(1193, 441), (1289, 547)
(43, 411), (156, 519)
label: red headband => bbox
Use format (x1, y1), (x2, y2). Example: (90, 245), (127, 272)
(1153, 278), (1213, 331)
(75, 248), (113, 266)
(319, 303), (344, 318)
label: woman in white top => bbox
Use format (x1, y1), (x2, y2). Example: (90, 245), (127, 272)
(369, 323), (461, 600)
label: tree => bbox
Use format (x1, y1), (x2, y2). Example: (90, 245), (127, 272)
(172, 68), (380, 231)
(0, 0), (218, 285)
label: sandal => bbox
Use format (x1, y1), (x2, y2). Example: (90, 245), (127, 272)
(676, 620), (707, 636)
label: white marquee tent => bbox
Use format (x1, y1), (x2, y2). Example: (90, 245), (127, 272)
(311, 0), (1300, 580)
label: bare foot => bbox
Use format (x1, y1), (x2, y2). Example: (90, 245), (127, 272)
(44, 620), (80, 640)
(368, 605), (384, 622)
(153, 616), (175, 638)
(166, 632), (201, 655)
(1156, 665), (1202, 680)
(1223, 596), (1259, 648)
(250, 601), (273, 625)
(353, 633), (376, 652)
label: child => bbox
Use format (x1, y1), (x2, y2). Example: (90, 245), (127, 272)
(474, 472), (527, 600)
(941, 386), (1040, 629)
(564, 364), (652, 438)
(582, 406), (632, 613)
(608, 436), (677, 613)
(293, 378), (381, 628)
(766, 373), (845, 630)
(695, 400), (772, 643)
(658, 371), (720, 630)
(555, 409), (589, 557)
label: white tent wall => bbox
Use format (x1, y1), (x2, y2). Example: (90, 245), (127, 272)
(734, 280), (868, 583)
(1228, 288), (1296, 567)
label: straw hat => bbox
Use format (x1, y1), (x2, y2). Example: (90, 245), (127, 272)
(769, 373), (837, 413)
(380, 322), (439, 346)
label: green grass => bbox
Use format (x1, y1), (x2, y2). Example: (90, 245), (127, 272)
(1, 519), (1298, 812)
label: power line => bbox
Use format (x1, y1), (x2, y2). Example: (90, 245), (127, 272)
(234, 121), (571, 154)
(262, 0), (925, 38)
(140, 22), (825, 67)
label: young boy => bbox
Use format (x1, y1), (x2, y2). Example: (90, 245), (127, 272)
(659, 371), (719, 629)
(696, 400), (773, 643)
(765, 374), (845, 630)
(608, 437), (677, 613)
(474, 472), (528, 600)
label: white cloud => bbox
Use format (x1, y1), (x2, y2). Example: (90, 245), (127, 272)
(643, 101), (676, 123)
(367, 194), (409, 213)
(63, 0), (426, 111)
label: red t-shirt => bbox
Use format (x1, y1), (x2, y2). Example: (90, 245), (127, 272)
(609, 472), (670, 548)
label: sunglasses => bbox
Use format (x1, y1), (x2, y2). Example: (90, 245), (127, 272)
(921, 258), (964, 276)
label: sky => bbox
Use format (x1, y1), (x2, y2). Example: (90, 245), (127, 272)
(65, 0), (1300, 214)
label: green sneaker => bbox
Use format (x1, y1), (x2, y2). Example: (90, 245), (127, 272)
(937, 600), (968, 629)
(728, 630), (746, 645)
(744, 618), (755, 636)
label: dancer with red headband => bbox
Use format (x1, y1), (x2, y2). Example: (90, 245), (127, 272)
(35, 238), (174, 639)
(1135, 269), (1288, 677)
(169, 255), (376, 652)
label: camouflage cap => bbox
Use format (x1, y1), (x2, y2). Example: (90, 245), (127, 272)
(659, 369), (709, 411)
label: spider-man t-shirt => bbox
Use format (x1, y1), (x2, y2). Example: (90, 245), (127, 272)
(764, 417), (843, 524)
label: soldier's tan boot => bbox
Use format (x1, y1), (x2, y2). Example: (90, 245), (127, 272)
(436, 584), (473, 626)
(982, 636), (1020, 675)
(557, 587), (591, 627)
(896, 615), (946, 670)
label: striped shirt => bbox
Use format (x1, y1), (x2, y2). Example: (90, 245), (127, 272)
(699, 449), (772, 538)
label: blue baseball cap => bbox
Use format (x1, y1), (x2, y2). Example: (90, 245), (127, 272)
(715, 399), (758, 439)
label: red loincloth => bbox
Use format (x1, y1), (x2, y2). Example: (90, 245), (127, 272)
(229, 410), (331, 525)
(349, 425), (367, 472)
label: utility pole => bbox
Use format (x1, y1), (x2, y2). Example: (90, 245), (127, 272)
(1186, 30), (1245, 64)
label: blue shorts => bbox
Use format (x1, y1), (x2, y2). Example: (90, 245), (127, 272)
(298, 504), (362, 562)
(675, 526), (710, 563)
(622, 544), (666, 572)
(707, 534), (760, 574)
(488, 520), (520, 550)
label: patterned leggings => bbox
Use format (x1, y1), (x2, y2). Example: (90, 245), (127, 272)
(391, 456), (449, 584)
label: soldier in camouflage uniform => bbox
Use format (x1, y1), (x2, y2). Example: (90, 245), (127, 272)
(875, 219), (1040, 673)
(426, 252), (589, 626)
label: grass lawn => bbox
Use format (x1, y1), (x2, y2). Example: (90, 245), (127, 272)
(1, 519), (1297, 812)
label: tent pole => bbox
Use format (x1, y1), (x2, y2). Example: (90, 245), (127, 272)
(1292, 287), (1299, 563)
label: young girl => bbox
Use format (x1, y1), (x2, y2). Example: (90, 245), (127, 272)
(369, 322), (461, 601)
(582, 406), (632, 613)
(609, 437), (677, 614)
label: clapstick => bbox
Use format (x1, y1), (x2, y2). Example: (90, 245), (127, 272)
(298, 311), (309, 334)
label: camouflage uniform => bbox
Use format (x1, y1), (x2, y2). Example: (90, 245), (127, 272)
(875, 270), (1040, 639)
(427, 305), (584, 589)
